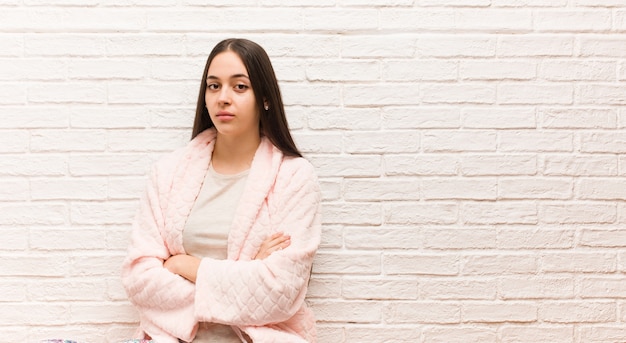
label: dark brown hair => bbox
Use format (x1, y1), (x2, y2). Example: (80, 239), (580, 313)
(192, 38), (302, 158)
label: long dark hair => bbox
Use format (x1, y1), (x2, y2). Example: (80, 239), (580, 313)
(192, 38), (302, 158)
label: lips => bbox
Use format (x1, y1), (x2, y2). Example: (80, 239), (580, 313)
(215, 111), (235, 121)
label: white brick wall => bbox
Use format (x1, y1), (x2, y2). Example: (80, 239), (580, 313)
(1, 1), (625, 342)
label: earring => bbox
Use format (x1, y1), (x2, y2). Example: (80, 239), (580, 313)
(264, 104), (269, 111)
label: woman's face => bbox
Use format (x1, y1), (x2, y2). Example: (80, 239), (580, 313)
(205, 51), (260, 139)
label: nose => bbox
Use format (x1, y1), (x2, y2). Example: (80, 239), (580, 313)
(217, 86), (231, 106)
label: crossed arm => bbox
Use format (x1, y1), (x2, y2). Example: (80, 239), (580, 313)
(163, 232), (291, 283)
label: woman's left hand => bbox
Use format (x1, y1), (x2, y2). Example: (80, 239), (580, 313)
(164, 254), (201, 283)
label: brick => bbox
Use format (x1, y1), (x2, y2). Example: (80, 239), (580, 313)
(322, 202), (382, 225)
(27, 279), (108, 301)
(384, 253), (459, 275)
(540, 301), (615, 323)
(0, 58), (66, 81)
(534, 10), (612, 32)
(424, 228), (496, 249)
(344, 178), (420, 201)
(462, 202), (537, 225)
(0, 130), (29, 153)
(455, 9), (533, 31)
(540, 107), (616, 128)
(379, 9), (455, 31)
(578, 178), (626, 200)
(579, 84), (626, 105)
(30, 227), (107, 250)
(310, 300), (383, 323)
(499, 131), (573, 152)
(581, 132), (626, 153)
(498, 177), (572, 200)
(307, 107), (381, 130)
(498, 35), (573, 57)
(541, 252), (616, 273)
(70, 253), (125, 277)
(385, 154), (459, 176)
(307, 277), (341, 299)
(0, 35), (22, 57)
(70, 58), (150, 80)
(543, 154), (617, 176)
(420, 278), (496, 300)
(384, 202), (458, 225)
(460, 60), (536, 81)
(149, 107), (197, 129)
(106, 129), (188, 152)
(462, 254), (537, 275)
(303, 9), (379, 31)
(579, 36), (626, 57)
(30, 177), (107, 200)
(342, 35), (415, 58)
(0, 8), (144, 32)
(108, 82), (191, 105)
(540, 60), (615, 81)
(147, 9), (302, 32)
(422, 326), (497, 343)
(106, 34), (185, 57)
(344, 326), (421, 343)
(0, 203), (66, 225)
(31, 129), (107, 152)
(580, 229), (626, 247)
(462, 107), (536, 129)
(0, 254), (69, 276)
(342, 277), (418, 300)
(307, 59), (379, 82)
(580, 277), (626, 298)
(282, 83), (340, 106)
(419, 0), (490, 5)
(383, 107), (460, 129)
(344, 227), (422, 249)
(28, 82), (106, 104)
(461, 154), (537, 176)
(498, 83), (573, 105)
(462, 302), (537, 323)
(0, 83), (26, 104)
(343, 84), (421, 106)
(0, 154), (68, 177)
(313, 252), (381, 275)
(319, 180), (342, 201)
(344, 131), (420, 153)
(573, 0), (626, 7)
(422, 177), (497, 200)
(499, 277), (574, 299)
(500, 326), (574, 343)
(70, 302), (138, 324)
(382, 59), (457, 81)
(540, 202), (616, 224)
(0, 303), (69, 325)
(579, 326), (626, 342)
(0, 228), (28, 251)
(69, 153), (151, 176)
(416, 35), (496, 57)
(421, 84), (496, 104)
(423, 130), (497, 152)
(497, 228), (574, 249)
(70, 107), (148, 128)
(70, 201), (137, 225)
(25, 34), (105, 56)
(384, 302), (461, 324)
(0, 107), (69, 128)
(0, 280), (26, 302)
(308, 155), (381, 177)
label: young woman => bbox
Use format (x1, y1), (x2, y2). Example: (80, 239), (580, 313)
(120, 38), (322, 343)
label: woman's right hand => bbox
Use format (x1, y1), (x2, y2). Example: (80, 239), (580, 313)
(254, 232), (291, 260)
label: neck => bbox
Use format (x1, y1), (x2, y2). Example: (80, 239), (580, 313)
(212, 132), (261, 174)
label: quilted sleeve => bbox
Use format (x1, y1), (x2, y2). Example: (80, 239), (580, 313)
(194, 160), (322, 326)
(121, 163), (198, 341)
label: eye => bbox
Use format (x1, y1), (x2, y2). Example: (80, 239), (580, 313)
(234, 84), (249, 92)
(207, 83), (219, 90)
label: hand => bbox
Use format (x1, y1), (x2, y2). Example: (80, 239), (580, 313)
(163, 254), (201, 283)
(254, 232), (291, 260)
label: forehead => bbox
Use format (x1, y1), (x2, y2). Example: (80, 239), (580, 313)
(207, 51), (248, 77)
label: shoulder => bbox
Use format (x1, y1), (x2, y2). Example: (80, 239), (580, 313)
(278, 156), (318, 181)
(151, 129), (216, 183)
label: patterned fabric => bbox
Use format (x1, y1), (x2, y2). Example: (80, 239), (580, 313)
(40, 340), (153, 343)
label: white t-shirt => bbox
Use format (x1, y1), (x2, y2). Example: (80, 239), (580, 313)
(183, 163), (249, 343)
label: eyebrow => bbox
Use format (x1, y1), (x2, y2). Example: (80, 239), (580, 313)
(206, 74), (250, 80)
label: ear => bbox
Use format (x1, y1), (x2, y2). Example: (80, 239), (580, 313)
(263, 98), (269, 111)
